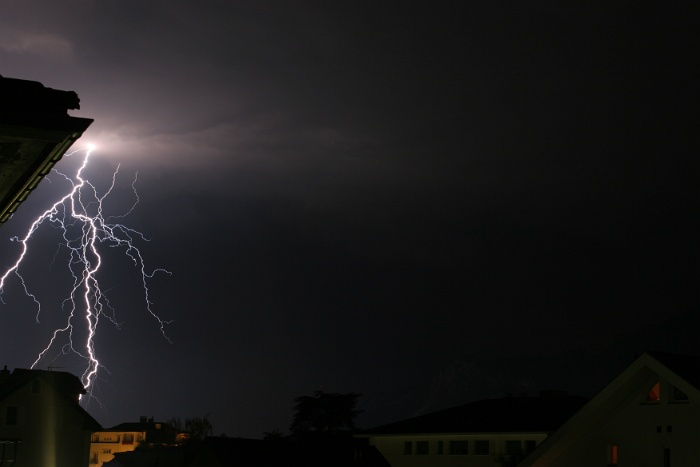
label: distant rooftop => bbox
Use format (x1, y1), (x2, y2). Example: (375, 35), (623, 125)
(361, 392), (589, 435)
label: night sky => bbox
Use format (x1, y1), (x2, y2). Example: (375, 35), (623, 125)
(0, 2), (697, 438)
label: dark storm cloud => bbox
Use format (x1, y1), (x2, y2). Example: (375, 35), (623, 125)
(0, 1), (697, 437)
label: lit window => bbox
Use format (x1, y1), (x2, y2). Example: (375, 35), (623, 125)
(647, 382), (660, 402)
(416, 441), (429, 455)
(608, 444), (618, 465)
(449, 440), (469, 455)
(403, 441), (412, 455)
(474, 440), (489, 455)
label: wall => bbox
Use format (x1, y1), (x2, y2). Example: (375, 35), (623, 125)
(539, 375), (700, 467)
(369, 433), (549, 467)
(90, 430), (144, 467)
(0, 380), (91, 467)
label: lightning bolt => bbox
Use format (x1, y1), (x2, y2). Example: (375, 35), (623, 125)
(0, 146), (171, 399)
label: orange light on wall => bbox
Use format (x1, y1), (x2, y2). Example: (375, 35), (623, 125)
(647, 382), (661, 402)
(608, 444), (619, 465)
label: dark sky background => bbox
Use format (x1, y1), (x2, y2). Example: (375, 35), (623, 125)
(0, 1), (698, 438)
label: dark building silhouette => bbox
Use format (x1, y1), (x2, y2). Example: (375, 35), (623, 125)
(358, 392), (588, 466)
(0, 366), (101, 466)
(0, 75), (92, 225)
(520, 352), (700, 467)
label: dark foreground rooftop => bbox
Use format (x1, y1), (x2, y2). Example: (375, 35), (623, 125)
(0, 75), (92, 225)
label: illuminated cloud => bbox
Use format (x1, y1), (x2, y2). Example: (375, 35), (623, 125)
(0, 30), (74, 59)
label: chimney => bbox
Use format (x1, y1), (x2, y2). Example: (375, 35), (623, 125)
(0, 366), (10, 385)
(140, 416), (148, 424)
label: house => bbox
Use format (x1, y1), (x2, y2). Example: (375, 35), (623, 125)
(358, 391), (588, 467)
(518, 351), (700, 467)
(0, 75), (92, 226)
(90, 417), (178, 467)
(0, 366), (101, 467)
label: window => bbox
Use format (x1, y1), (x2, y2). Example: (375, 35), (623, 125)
(474, 440), (489, 455)
(0, 441), (18, 463)
(524, 440), (537, 454)
(647, 382), (660, 402)
(505, 441), (522, 455)
(416, 441), (429, 455)
(403, 441), (412, 455)
(5, 407), (17, 426)
(90, 453), (98, 464)
(102, 449), (111, 454)
(607, 444), (619, 466)
(437, 441), (443, 455)
(449, 440), (468, 455)
(123, 433), (134, 444)
(671, 386), (688, 402)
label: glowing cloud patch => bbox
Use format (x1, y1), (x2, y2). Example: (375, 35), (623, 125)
(0, 30), (74, 59)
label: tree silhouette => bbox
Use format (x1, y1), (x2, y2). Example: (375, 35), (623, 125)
(186, 415), (213, 441)
(167, 414), (212, 444)
(290, 391), (362, 434)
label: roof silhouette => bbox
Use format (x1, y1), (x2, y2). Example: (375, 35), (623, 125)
(0, 367), (100, 430)
(362, 392), (588, 435)
(645, 350), (700, 390)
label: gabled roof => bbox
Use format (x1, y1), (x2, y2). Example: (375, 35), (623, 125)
(1, 368), (86, 398)
(518, 351), (700, 466)
(646, 350), (700, 391)
(104, 421), (172, 432)
(361, 392), (588, 435)
(0, 367), (101, 430)
(100, 421), (178, 445)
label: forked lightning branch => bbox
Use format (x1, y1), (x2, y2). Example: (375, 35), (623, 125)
(0, 147), (171, 399)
